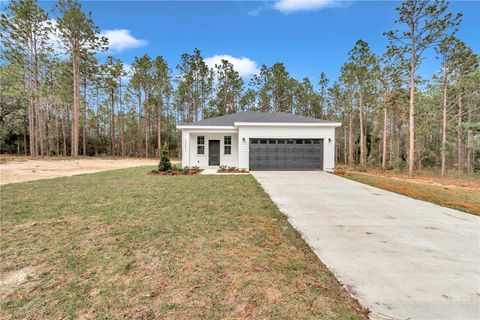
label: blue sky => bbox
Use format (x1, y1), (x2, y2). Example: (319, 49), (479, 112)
(34, 0), (480, 86)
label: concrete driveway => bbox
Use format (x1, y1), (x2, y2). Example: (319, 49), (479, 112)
(253, 171), (480, 320)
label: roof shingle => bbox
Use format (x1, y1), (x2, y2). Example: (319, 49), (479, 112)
(181, 111), (337, 126)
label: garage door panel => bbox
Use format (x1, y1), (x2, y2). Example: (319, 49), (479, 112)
(249, 138), (323, 171)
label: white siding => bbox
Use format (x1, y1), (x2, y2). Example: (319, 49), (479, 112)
(186, 132), (239, 168)
(181, 130), (190, 168)
(238, 125), (337, 172)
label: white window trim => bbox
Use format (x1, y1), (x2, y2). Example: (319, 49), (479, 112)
(197, 136), (205, 156)
(224, 135), (232, 155)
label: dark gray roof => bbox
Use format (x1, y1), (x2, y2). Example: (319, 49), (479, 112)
(181, 111), (337, 126)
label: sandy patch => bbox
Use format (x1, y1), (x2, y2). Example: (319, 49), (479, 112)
(0, 266), (37, 298)
(0, 158), (162, 185)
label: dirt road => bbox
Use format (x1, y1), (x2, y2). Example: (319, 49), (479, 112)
(0, 158), (160, 185)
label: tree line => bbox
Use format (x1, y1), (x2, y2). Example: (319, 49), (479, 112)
(1, 0), (478, 176)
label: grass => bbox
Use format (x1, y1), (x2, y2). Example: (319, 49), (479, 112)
(343, 171), (480, 216)
(1, 166), (367, 319)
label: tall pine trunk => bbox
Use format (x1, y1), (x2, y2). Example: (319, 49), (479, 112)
(110, 88), (115, 156)
(137, 91), (143, 157)
(348, 113), (354, 166)
(145, 108), (150, 158)
(359, 91), (365, 167)
(343, 123), (347, 165)
(44, 111), (50, 156)
(32, 39), (43, 157)
(35, 97), (43, 156)
(396, 115), (402, 167)
(408, 29), (416, 177)
(83, 79), (87, 156)
(71, 49), (80, 157)
(94, 117), (99, 156)
(466, 103), (473, 174)
(457, 92), (464, 172)
(94, 87), (99, 156)
(441, 75), (448, 177)
(55, 115), (60, 156)
(28, 95), (36, 157)
(62, 116), (67, 156)
(389, 112), (394, 167)
(157, 100), (162, 156)
(382, 107), (387, 171)
(119, 78), (125, 157)
(23, 119), (28, 155)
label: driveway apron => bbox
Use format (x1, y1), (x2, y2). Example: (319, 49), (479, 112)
(252, 171), (480, 320)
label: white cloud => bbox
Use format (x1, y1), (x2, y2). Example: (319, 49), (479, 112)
(247, 7), (263, 17)
(45, 19), (64, 55)
(204, 55), (259, 77)
(100, 29), (147, 52)
(46, 21), (145, 55)
(123, 63), (132, 74)
(121, 63), (132, 80)
(273, 0), (347, 14)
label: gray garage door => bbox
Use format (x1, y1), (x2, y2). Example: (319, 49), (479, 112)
(249, 138), (323, 171)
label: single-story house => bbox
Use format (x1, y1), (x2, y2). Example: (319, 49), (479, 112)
(177, 111), (341, 171)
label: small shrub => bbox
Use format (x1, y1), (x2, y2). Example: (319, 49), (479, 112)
(158, 143), (172, 172)
(219, 165), (228, 170)
(227, 166), (236, 172)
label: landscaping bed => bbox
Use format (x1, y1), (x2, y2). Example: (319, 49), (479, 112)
(217, 165), (249, 174)
(148, 144), (203, 176)
(149, 166), (203, 176)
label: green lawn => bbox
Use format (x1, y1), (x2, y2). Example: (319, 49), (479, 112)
(1, 167), (367, 319)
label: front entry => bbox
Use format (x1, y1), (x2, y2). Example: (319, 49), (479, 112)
(208, 140), (220, 166)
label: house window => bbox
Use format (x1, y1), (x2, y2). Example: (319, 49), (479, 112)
(197, 136), (205, 155)
(224, 136), (231, 155)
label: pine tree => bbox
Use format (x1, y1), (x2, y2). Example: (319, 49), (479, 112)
(153, 56), (172, 156)
(158, 143), (172, 172)
(385, 0), (461, 176)
(347, 40), (378, 168)
(55, 0), (107, 157)
(1, 0), (51, 156)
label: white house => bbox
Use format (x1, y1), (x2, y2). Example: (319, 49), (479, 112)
(177, 111), (341, 171)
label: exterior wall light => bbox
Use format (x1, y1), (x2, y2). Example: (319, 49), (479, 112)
(328, 138), (332, 143)
(242, 137), (246, 143)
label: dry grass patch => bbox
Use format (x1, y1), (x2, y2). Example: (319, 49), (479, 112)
(1, 166), (367, 319)
(343, 171), (480, 216)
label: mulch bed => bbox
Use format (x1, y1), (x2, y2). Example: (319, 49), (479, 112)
(217, 169), (249, 174)
(148, 169), (203, 176)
